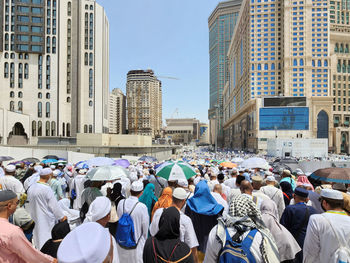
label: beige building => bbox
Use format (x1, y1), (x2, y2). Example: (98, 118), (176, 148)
(223, 0), (336, 153)
(0, 0), (109, 145)
(165, 118), (200, 145)
(109, 88), (126, 134)
(126, 70), (162, 138)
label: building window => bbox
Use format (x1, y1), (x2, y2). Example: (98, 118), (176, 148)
(84, 125), (88, 133)
(38, 92), (42, 99)
(52, 37), (56, 53)
(62, 123), (65, 136)
(89, 125), (92, 133)
(89, 69), (93, 98)
(46, 36), (50, 53)
(10, 91), (14, 98)
(51, 121), (56, 136)
(18, 63), (23, 88)
(10, 101), (14, 111)
(85, 53), (88, 65)
(46, 102), (50, 117)
(89, 100), (93, 107)
(46, 55), (50, 89)
(18, 91), (23, 98)
(67, 97), (71, 103)
(38, 121), (42, 136)
(18, 101), (23, 112)
(10, 63), (15, 88)
(4, 62), (9, 78)
(46, 93), (50, 99)
(67, 123), (71, 137)
(38, 102), (42, 117)
(24, 63), (29, 79)
(32, 121), (36, 137)
(89, 53), (93, 66)
(45, 121), (50, 136)
(68, 2), (71, 16)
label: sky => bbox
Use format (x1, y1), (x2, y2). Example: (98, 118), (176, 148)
(97, 0), (220, 124)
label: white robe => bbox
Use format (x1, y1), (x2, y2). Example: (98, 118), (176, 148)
(71, 175), (87, 210)
(27, 182), (64, 249)
(211, 192), (228, 216)
(260, 185), (285, 219)
(23, 172), (40, 191)
(0, 175), (24, 194)
(303, 212), (350, 263)
(116, 196), (149, 263)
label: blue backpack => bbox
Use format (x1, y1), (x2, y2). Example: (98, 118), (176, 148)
(218, 228), (258, 263)
(115, 200), (140, 249)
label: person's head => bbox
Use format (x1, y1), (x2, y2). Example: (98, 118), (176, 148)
(58, 222), (114, 263)
(210, 174), (217, 181)
(0, 190), (18, 219)
(85, 196), (111, 227)
(4, 165), (16, 176)
(235, 175), (246, 187)
(293, 187), (309, 203)
(58, 163), (64, 170)
(172, 187), (188, 210)
(177, 179), (188, 189)
(51, 220), (71, 241)
(251, 176), (263, 190)
(332, 183), (347, 193)
(265, 175), (276, 186)
(231, 169), (238, 177)
(282, 169), (291, 178)
(213, 184), (223, 194)
(320, 189), (344, 212)
(40, 167), (53, 182)
(155, 206), (180, 240)
(217, 173), (225, 184)
(240, 180), (253, 195)
(130, 181), (144, 197)
(50, 164), (56, 170)
(168, 180), (177, 188)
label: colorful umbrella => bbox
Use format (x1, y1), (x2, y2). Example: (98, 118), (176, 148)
(310, 168), (350, 184)
(43, 155), (60, 160)
(86, 157), (115, 167)
(41, 159), (58, 164)
(219, 162), (238, 168)
(138, 156), (158, 163)
(75, 161), (89, 169)
(114, 159), (130, 168)
(86, 165), (129, 181)
(156, 161), (196, 181)
(22, 157), (40, 163)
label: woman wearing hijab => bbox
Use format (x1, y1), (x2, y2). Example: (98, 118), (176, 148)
(280, 181), (293, 206)
(185, 180), (223, 259)
(151, 187), (172, 220)
(139, 183), (158, 217)
(260, 200), (301, 262)
(143, 207), (194, 263)
(109, 182), (125, 207)
(204, 194), (280, 263)
(40, 220), (71, 258)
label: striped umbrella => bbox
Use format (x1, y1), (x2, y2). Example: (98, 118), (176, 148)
(156, 161), (196, 181)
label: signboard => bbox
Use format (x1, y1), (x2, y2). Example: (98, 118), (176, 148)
(263, 97), (307, 107)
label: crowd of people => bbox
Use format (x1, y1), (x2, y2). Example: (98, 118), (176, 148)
(0, 152), (349, 263)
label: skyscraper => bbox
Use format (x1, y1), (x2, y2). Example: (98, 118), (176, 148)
(109, 88), (126, 134)
(126, 70), (162, 138)
(208, 0), (242, 147)
(0, 0), (109, 145)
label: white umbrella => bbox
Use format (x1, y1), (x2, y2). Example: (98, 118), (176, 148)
(231, 157), (244, 163)
(241, 157), (269, 170)
(86, 157), (115, 167)
(86, 166), (129, 181)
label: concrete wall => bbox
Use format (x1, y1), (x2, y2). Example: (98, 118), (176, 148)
(77, 133), (152, 147)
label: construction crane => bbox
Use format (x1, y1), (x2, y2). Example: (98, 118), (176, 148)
(156, 75), (180, 80)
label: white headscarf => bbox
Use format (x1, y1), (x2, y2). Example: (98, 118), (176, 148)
(84, 196), (111, 223)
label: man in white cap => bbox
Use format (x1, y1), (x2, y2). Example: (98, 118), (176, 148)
(116, 180), (149, 263)
(71, 168), (87, 210)
(303, 189), (350, 263)
(58, 222), (117, 263)
(23, 165), (42, 191)
(0, 165), (24, 195)
(27, 167), (66, 249)
(150, 187), (199, 263)
(260, 175), (285, 218)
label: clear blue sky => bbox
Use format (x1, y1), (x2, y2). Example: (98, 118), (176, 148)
(97, 0), (220, 124)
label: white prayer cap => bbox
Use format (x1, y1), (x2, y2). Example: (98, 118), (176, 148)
(53, 169), (61, 177)
(266, 175), (276, 182)
(295, 168), (303, 174)
(321, 189), (343, 200)
(84, 196), (111, 223)
(34, 165), (43, 173)
(40, 167), (53, 177)
(265, 171), (273, 177)
(130, 181), (143, 192)
(57, 222), (111, 263)
(173, 187), (188, 200)
(177, 179), (188, 188)
(78, 169), (87, 175)
(5, 165), (16, 173)
(50, 165), (56, 169)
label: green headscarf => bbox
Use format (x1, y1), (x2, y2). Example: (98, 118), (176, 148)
(139, 183), (158, 216)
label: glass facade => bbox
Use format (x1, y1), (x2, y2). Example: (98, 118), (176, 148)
(259, 107), (309, 130)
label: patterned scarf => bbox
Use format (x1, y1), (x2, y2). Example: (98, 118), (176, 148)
(216, 195), (280, 263)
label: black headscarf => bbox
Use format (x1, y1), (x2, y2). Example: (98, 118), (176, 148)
(280, 181), (293, 206)
(40, 221), (71, 258)
(143, 207), (194, 263)
(110, 182), (124, 207)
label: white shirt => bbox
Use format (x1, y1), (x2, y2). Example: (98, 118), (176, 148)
(71, 175), (87, 210)
(303, 212), (350, 263)
(150, 207), (199, 249)
(211, 192), (228, 216)
(224, 177), (237, 189)
(207, 179), (219, 191)
(220, 183), (231, 198)
(116, 196), (149, 263)
(204, 225), (264, 263)
(0, 175), (24, 194)
(27, 182), (64, 249)
(260, 185), (285, 219)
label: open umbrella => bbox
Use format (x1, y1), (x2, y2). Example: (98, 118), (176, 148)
(22, 157), (40, 163)
(156, 161), (196, 181)
(231, 157), (244, 163)
(75, 161), (89, 169)
(0, 156), (14, 162)
(241, 157), (269, 170)
(310, 168), (350, 184)
(86, 166), (129, 181)
(41, 159), (58, 164)
(138, 156), (158, 163)
(86, 157), (115, 167)
(219, 162), (238, 169)
(113, 159), (130, 168)
(43, 155), (60, 160)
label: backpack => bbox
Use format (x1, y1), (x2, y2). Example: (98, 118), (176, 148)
(115, 200), (141, 249)
(218, 228), (258, 263)
(322, 215), (350, 263)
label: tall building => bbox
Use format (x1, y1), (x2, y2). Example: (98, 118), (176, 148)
(223, 0), (336, 153)
(109, 88), (126, 134)
(0, 0), (109, 145)
(208, 0), (242, 147)
(126, 70), (162, 138)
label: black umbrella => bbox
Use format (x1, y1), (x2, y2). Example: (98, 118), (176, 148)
(22, 157), (40, 163)
(43, 155), (59, 160)
(0, 156), (14, 162)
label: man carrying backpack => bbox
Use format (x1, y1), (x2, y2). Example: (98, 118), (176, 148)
(116, 181), (149, 263)
(303, 189), (350, 263)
